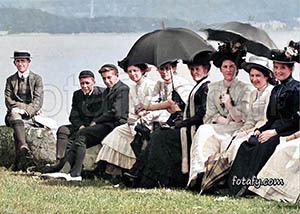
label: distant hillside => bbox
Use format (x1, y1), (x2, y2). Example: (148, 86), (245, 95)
(0, 8), (206, 34)
(0, 0), (298, 28)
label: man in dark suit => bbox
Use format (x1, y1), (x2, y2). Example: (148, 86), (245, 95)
(5, 50), (43, 169)
(42, 64), (129, 181)
(48, 70), (104, 170)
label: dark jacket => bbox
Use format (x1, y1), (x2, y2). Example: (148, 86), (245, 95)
(180, 79), (209, 129)
(258, 75), (300, 136)
(69, 86), (105, 131)
(5, 71), (43, 118)
(93, 80), (129, 128)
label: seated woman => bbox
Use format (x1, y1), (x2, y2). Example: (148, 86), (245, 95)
(124, 51), (212, 188)
(248, 127), (300, 203)
(227, 42), (300, 196)
(220, 56), (276, 166)
(95, 61), (192, 177)
(94, 63), (155, 176)
(197, 56), (276, 193)
(188, 41), (252, 189)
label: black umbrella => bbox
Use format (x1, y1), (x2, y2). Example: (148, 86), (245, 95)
(201, 21), (277, 58)
(118, 27), (215, 68)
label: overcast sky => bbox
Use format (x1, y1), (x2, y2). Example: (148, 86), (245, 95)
(0, 0), (298, 25)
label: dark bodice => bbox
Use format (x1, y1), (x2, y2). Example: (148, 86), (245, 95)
(258, 75), (300, 135)
(181, 78), (209, 129)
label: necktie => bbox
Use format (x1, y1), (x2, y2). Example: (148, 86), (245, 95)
(106, 88), (110, 96)
(21, 75), (25, 81)
(163, 83), (169, 101)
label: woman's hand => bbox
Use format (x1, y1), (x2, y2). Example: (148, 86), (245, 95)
(221, 94), (232, 109)
(257, 129), (277, 143)
(134, 103), (146, 114)
(286, 131), (300, 142)
(215, 116), (229, 125)
(167, 104), (180, 114)
(137, 110), (148, 117)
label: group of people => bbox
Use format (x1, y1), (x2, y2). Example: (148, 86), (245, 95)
(4, 38), (300, 203)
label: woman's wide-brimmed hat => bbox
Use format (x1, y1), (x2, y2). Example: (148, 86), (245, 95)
(243, 56), (277, 85)
(211, 40), (246, 68)
(243, 56), (272, 77)
(269, 40), (299, 64)
(183, 51), (212, 67)
(118, 59), (149, 73)
(11, 50), (31, 59)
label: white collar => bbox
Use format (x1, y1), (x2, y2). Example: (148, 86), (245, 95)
(136, 77), (144, 85)
(18, 70), (30, 79)
(84, 88), (94, 96)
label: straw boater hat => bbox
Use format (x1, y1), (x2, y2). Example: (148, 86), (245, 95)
(11, 50), (32, 59)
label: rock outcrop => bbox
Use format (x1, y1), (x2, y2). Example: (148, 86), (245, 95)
(0, 125), (56, 171)
(0, 125), (100, 172)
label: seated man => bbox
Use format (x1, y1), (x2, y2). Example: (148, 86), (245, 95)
(45, 70), (105, 172)
(5, 50), (43, 171)
(42, 64), (129, 181)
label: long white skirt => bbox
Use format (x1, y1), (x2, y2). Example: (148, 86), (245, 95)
(221, 131), (251, 164)
(188, 123), (242, 186)
(95, 123), (136, 170)
(248, 138), (300, 203)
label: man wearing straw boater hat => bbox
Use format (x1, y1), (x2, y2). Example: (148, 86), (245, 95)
(5, 50), (44, 170)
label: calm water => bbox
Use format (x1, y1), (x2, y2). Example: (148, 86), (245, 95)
(0, 31), (299, 126)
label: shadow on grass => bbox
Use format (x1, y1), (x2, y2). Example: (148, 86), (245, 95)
(4, 168), (300, 209)
(7, 169), (116, 188)
(39, 178), (110, 188)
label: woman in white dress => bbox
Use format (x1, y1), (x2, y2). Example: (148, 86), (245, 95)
(95, 63), (155, 175)
(197, 56), (276, 193)
(123, 52), (212, 188)
(96, 61), (192, 176)
(247, 42), (300, 202)
(248, 128), (300, 203)
(188, 42), (252, 189)
(227, 41), (300, 196)
(220, 56), (276, 166)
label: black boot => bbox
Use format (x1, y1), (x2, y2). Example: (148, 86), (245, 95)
(56, 126), (71, 159)
(11, 120), (34, 171)
(11, 120), (30, 154)
(94, 161), (108, 177)
(187, 172), (204, 192)
(70, 135), (87, 177)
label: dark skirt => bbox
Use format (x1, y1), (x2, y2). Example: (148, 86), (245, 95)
(130, 127), (188, 188)
(227, 135), (280, 196)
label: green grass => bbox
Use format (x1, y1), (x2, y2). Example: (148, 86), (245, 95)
(0, 168), (299, 214)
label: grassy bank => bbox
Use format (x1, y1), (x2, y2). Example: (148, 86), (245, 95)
(0, 168), (299, 214)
